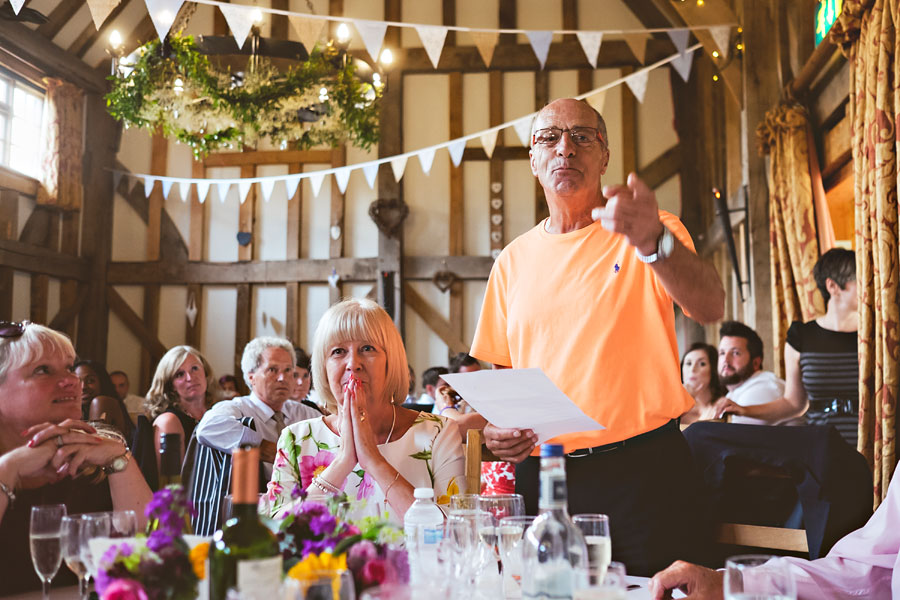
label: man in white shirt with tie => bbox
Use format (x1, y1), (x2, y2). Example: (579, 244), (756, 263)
(190, 337), (320, 534)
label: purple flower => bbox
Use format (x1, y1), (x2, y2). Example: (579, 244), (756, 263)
(147, 530), (173, 553)
(347, 540), (378, 571)
(384, 546), (410, 583)
(290, 485), (306, 500)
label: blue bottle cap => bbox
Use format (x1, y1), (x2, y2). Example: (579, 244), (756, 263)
(540, 443), (564, 458)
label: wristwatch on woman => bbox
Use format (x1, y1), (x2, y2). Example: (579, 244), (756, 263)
(636, 225), (675, 264)
(101, 451), (132, 475)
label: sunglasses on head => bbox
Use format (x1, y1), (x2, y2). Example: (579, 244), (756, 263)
(0, 321), (27, 339)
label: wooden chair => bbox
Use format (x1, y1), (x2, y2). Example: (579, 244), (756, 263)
(465, 429), (500, 493)
(714, 522), (808, 554)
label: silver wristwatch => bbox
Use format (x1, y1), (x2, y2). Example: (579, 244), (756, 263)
(101, 451), (131, 475)
(636, 225), (675, 264)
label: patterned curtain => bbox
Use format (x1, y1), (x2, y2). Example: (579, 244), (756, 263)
(36, 78), (84, 211)
(830, 0), (899, 507)
(757, 104), (827, 377)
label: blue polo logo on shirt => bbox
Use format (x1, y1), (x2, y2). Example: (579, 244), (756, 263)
(614, 263), (620, 274)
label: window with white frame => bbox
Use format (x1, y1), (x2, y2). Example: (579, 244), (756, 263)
(0, 70), (45, 179)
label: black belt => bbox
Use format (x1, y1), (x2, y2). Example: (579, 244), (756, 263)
(808, 398), (857, 416)
(566, 419), (680, 458)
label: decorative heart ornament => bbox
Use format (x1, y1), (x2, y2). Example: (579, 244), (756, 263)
(368, 197), (409, 238)
(491, 182), (502, 193)
(328, 268), (341, 287)
(491, 214), (503, 225)
(432, 270), (458, 293)
(490, 198), (503, 210)
(491, 248), (502, 260)
(237, 231), (252, 246)
(490, 231), (502, 243)
(185, 294), (198, 327)
(330, 225), (342, 240)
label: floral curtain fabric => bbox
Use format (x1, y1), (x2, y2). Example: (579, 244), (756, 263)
(757, 103), (827, 377)
(36, 78), (84, 211)
(830, 0), (898, 506)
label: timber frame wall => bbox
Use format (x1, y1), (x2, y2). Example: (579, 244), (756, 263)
(0, 0), (842, 388)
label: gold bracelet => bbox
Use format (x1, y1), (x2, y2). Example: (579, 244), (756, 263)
(384, 471), (401, 497)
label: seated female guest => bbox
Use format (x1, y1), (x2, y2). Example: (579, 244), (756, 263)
(680, 343), (725, 425)
(145, 345), (219, 469)
(269, 299), (466, 522)
(0, 322), (152, 594)
(76, 358), (135, 442)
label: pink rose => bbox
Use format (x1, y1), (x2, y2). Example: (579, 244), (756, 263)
(361, 559), (388, 586)
(101, 579), (148, 600)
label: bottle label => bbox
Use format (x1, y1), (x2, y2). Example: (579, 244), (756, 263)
(540, 474), (568, 508)
(236, 556), (282, 599)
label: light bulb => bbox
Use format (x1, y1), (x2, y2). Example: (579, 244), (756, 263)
(109, 30), (123, 50)
(712, 51), (719, 58)
(252, 8), (264, 24)
(336, 23), (351, 43)
(372, 72), (382, 86)
(380, 48), (393, 65)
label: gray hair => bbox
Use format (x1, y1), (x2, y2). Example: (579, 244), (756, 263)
(0, 322), (75, 384)
(240, 337), (296, 387)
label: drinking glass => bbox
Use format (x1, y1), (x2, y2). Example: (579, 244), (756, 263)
(498, 515), (536, 599)
(61, 516), (90, 600)
(360, 583), (445, 599)
(282, 568), (356, 599)
(477, 493), (525, 522)
(573, 514), (611, 586)
(574, 561), (627, 600)
(445, 512), (495, 595)
(724, 554), (797, 600)
(30, 504), (66, 600)
(449, 493), (480, 511)
(110, 510), (138, 537)
(79, 512), (111, 579)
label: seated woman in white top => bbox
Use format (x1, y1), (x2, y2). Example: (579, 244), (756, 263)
(268, 298), (466, 523)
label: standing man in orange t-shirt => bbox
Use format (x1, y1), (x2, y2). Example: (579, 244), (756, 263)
(470, 98), (725, 575)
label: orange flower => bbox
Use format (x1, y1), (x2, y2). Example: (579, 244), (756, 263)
(189, 542), (210, 580)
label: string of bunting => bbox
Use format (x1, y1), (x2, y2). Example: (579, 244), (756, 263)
(115, 42), (702, 204)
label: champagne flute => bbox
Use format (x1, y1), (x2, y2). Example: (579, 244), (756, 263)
(30, 504), (66, 600)
(724, 554), (796, 600)
(61, 516), (90, 600)
(498, 515), (536, 598)
(79, 512), (111, 580)
(573, 514), (611, 586)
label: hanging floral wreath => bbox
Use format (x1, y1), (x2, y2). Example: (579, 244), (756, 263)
(105, 34), (382, 157)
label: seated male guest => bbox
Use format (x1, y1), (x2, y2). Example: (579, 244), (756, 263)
(190, 337), (319, 534)
(651, 465), (900, 599)
(268, 299), (465, 523)
(714, 321), (799, 425)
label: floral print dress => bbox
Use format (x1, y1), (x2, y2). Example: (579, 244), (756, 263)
(268, 412), (466, 524)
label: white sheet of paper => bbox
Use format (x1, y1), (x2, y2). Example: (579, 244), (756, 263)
(441, 368), (604, 444)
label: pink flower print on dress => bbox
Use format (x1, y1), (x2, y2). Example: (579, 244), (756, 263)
(266, 480), (283, 501)
(274, 448), (290, 468)
(300, 450), (337, 488)
(356, 471), (375, 500)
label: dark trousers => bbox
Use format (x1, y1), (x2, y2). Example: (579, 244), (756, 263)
(515, 426), (710, 577)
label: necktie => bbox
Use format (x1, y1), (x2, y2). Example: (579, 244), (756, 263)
(272, 411), (286, 438)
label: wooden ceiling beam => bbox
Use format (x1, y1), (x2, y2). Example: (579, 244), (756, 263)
(637, 144), (681, 189)
(38, 1), (84, 40)
(0, 20), (107, 93)
(0, 239), (91, 280)
(70, 0), (135, 59)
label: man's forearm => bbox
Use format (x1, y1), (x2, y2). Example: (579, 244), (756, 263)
(741, 397), (807, 422)
(652, 241), (725, 324)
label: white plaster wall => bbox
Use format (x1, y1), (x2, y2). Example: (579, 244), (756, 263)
(253, 285), (288, 338)
(302, 164), (332, 260)
(105, 285), (143, 383)
(203, 286), (238, 380)
(344, 146), (379, 258)
(11, 271), (30, 322)
(158, 285), (188, 350)
(206, 167), (241, 262)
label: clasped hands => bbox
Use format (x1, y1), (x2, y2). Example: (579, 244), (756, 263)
(6, 419), (127, 487)
(333, 376), (387, 473)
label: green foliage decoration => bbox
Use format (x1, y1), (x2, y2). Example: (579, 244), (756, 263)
(105, 34), (382, 158)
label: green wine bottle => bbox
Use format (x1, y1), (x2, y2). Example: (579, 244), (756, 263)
(209, 446), (282, 600)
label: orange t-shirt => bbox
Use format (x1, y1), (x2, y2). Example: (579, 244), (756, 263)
(470, 211), (695, 453)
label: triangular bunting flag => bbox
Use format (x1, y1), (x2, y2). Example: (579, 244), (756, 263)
(162, 179), (174, 199)
(289, 15), (326, 54)
(143, 0), (185, 43)
(513, 117), (534, 147)
(144, 177), (156, 198)
(526, 31), (553, 69)
(354, 19), (389, 63)
(623, 33), (649, 64)
(448, 139), (467, 167)
(585, 90), (607, 115)
(9, 0), (24, 15)
(390, 156), (408, 182)
(469, 31), (499, 68)
(480, 130), (498, 158)
(709, 25), (732, 59)
(667, 28), (690, 56)
(334, 167), (352, 194)
(362, 163), (379, 189)
(416, 25), (449, 69)
(418, 148), (436, 174)
(219, 4), (256, 49)
(308, 171), (327, 197)
(625, 70), (649, 103)
(576, 32), (603, 68)
(237, 180), (252, 204)
(86, 0), (119, 30)
(259, 178), (277, 203)
(113, 171), (123, 191)
(285, 175), (302, 200)
(671, 49), (696, 83)
(196, 181), (211, 204)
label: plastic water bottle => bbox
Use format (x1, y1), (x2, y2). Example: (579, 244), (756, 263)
(404, 487), (445, 585)
(521, 444), (589, 600)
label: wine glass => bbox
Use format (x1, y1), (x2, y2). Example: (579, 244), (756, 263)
(61, 516), (90, 600)
(282, 568), (356, 599)
(449, 493), (479, 511)
(573, 514), (611, 586)
(110, 510), (138, 537)
(498, 515), (536, 598)
(30, 504), (66, 600)
(724, 554), (796, 600)
(477, 493), (525, 522)
(575, 561), (627, 600)
(79, 512), (111, 580)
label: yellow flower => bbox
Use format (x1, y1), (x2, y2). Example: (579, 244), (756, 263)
(189, 542), (210, 580)
(287, 552), (348, 581)
(436, 476), (459, 505)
